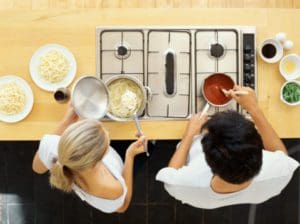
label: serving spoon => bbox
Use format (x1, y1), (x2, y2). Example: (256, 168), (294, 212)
(133, 112), (149, 157)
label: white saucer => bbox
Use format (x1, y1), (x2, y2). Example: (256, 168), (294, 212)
(0, 75), (34, 123)
(29, 44), (77, 92)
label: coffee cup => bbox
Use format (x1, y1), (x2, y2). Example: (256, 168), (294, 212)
(259, 39), (283, 63)
(54, 87), (70, 103)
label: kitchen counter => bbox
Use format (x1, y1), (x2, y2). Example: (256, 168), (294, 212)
(0, 9), (299, 140)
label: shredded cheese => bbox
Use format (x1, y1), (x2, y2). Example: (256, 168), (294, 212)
(38, 50), (70, 83)
(0, 81), (26, 115)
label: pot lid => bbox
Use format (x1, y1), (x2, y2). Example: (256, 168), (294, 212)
(72, 76), (109, 120)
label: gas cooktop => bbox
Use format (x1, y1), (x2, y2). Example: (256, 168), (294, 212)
(96, 26), (257, 120)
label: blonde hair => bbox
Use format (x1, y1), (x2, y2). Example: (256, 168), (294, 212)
(50, 119), (109, 192)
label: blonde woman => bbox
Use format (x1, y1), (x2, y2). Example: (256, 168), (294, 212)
(32, 106), (146, 213)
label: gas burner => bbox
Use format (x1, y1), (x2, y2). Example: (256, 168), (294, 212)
(210, 43), (225, 58)
(115, 42), (131, 59)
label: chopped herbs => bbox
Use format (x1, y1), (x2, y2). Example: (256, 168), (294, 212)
(283, 82), (300, 103)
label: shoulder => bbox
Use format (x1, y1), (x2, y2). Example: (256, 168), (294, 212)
(156, 157), (212, 187)
(38, 134), (61, 169)
(255, 150), (299, 181)
(262, 150), (299, 168)
(39, 134), (60, 155)
(89, 176), (124, 200)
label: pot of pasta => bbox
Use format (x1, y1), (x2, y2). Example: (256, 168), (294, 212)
(105, 75), (151, 121)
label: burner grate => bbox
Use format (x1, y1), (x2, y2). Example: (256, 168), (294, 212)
(195, 29), (240, 114)
(99, 30), (145, 84)
(146, 30), (191, 118)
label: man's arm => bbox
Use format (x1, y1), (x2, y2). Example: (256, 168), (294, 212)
(168, 113), (208, 169)
(230, 86), (287, 154)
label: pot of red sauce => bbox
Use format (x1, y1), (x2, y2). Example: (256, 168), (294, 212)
(202, 73), (235, 107)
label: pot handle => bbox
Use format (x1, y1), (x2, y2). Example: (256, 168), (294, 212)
(200, 103), (210, 118)
(144, 86), (153, 102)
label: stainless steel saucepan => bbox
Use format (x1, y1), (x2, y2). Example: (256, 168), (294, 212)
(104, 75), (152, 122)
(201, 73), (235, 113)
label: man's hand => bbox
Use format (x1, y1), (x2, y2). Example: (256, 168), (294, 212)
(230, 85), (287, 153)
(229, 85), (258, 114)
(184, 112), (208, 138)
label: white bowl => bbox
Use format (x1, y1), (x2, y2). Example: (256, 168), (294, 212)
(258, 39), (283, 63)
(280, 80), (300, 106)
(279, 54), (300, 81)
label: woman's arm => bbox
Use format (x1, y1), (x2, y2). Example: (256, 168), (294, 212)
(168, 113), (208, 169)
(117, 136), (146, 213)
(32, 105), (79, 174)
(230, 86), (287, 154)
(32, 152), (49, 174)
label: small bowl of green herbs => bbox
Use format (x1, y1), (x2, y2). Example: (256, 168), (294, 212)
(280, 80), (300, 106)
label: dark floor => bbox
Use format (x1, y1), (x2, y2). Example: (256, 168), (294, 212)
(0, 139), (299, 224)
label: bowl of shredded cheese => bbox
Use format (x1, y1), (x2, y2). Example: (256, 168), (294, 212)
(29, 44), (77, 92)
(105, 76), (148, 121)
(0, 75), (34, 123)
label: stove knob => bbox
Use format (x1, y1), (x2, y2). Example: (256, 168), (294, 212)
(244, 82), (249, 86)
(245, 73), (251, 82)
(244, 54), (252, 62)
(244, 45), (252, 53)
(244, 64), (252, 71)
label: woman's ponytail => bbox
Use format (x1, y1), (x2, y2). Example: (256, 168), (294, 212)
(50, 163), (74, 193)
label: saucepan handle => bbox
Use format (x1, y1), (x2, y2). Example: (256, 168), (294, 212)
(200, 103), (210, 118)
(144, 86), (153, 103)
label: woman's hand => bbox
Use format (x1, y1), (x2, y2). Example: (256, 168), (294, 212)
(126, 136), (147, 158)
(54, 103), (79, 135)
(61, 103), (79, 126)
(184, 112), (208, 138)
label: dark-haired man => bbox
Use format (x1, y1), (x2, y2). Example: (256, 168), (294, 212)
(156, 85), (299, 209)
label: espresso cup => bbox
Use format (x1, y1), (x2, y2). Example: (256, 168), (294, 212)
(259, 39), (283, 63)
(54, 87), (70, 103)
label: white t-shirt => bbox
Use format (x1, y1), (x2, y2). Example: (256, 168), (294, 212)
(156, 135), (299, 209)
(38, 134), (127, 213)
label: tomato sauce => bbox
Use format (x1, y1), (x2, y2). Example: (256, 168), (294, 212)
(203, 73), (234, 105)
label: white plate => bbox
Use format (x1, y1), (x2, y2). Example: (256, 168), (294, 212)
(0, 75), (34, 123)
(29, 44), (77, 92)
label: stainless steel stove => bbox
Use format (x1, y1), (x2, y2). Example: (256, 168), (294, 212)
(96, 26), (257, 120)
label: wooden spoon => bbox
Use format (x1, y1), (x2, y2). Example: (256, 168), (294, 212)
(221, 88), (249, 97)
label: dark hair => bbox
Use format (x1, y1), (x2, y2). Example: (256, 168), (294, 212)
(201, 111), (263, 184)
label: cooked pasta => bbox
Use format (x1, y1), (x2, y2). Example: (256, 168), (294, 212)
(108, 79), (143, 118)
(38, 50), (70, 83)
(0, 81), (26, 115)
